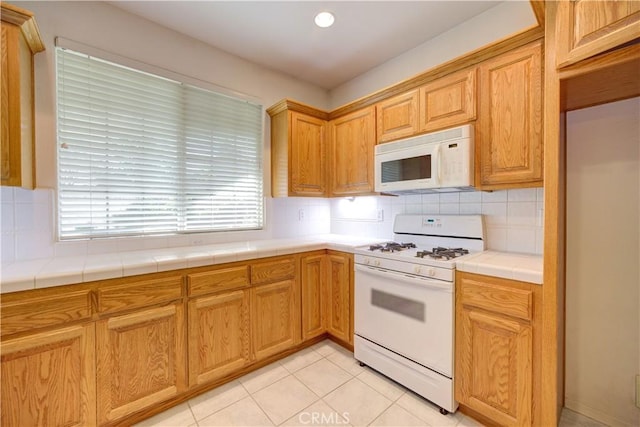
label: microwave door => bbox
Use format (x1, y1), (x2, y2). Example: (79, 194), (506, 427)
(376, 147), (436, 192)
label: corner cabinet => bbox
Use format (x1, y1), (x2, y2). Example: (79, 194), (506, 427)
(301, 251), (326, 340)
(267, 101), (328, 197)
(324, 251), (353, 345)
(0, 3), (45, 189)
(476, 40), (543, 190)
(329, 107), (376, 196)
(455, 272), (541, 427)
(556, 0), (640, 68)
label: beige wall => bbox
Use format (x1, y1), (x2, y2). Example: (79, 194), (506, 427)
(17, 0), (330, 189)
(566, 97), (640, 426)
(328, 1), (536, 109)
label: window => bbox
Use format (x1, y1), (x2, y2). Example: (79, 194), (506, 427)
(56, 46), (264, 240)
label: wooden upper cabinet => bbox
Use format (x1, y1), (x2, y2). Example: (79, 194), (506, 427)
(329, 106), (376, 196)
(1, 4), (44, 189)
(376, 89), (419, 143)
(419, 68), (477, 133)
(477, 40), (543, 190)
(268, 101), (328, 197)
(556, 0), (640, 68)
(1, 324), (96, 427)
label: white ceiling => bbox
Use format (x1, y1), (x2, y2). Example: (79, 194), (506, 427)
(110, 1), (502, 90)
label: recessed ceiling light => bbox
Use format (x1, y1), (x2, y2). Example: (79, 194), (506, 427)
(314, 11), (335, 28)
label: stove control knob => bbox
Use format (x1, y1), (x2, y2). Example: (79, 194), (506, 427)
(414, 266), (422, 274)
(428, 268), (436, 277)
(364, 258), (370, 265)
(374, 260), (381, 267)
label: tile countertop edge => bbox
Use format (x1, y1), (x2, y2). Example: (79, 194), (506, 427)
(455, 250), (543, 285)
(0, 235), (388, 294)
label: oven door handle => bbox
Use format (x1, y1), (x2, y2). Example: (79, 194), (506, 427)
(355, 264), (452, 292)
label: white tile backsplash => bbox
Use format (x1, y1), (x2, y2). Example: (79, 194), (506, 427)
(329, 188), (544, 255)
(0, 186), (543, 263)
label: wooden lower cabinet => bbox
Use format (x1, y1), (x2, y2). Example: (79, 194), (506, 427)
(188, 289), (251, 386)
(251, 279), (300, 360)
(455, 272), (539, 427)
(96, 303), (186, 424)
(325, 251), (353, 345)
(301, 252), (326, 340)
(1, 323), (96, 427)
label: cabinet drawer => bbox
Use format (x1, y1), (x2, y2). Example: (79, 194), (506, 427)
(251, 257), (296, 285)
(1, 290), (92, 336)
(187, 265), (250, 296)
(97, 276), (183, 315)
(459, 276), (533, 321)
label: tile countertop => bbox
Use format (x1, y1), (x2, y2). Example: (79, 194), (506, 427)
(455, 250), (543, 285)
(0, 234), (388, 294)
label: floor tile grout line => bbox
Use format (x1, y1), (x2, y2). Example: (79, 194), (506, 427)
(246, 391), (279, 427)
(188, 380), (251, 423)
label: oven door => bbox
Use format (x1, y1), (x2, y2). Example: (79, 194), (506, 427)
(354, 264), (454, 377)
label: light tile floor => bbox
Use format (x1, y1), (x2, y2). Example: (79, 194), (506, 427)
(135, 339), (606, 427)
(134, 340), (480, 427)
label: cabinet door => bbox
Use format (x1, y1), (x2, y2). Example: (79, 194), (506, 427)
(301, 253), (326, 340)
(251, 279), (299, 360)
(556, 0), (640, 68)
(330, 107), (376, 196)
(477, 41), (543, 189)
(419, 68), (476, 133)
(456, 308), (532, 426)
(290, 111), (328, 196)
(1, 324), (96, 427)
(96, 303), (186, 424)
(325, 252), (352, 344)
(376, 89), (419, 143)
(188, 290), (250, 386)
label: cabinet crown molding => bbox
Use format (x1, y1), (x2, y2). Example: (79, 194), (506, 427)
(1, 3), (45, 53)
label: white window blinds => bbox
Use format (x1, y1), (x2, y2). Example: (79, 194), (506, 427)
(56, 47), (263, 240)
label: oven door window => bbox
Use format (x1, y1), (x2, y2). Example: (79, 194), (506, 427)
(380, 155), (431, 183)
(371, 289), (425, 321)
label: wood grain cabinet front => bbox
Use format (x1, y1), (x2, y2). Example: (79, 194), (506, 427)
(324, 251), (353, 345)
(188, 289), (251, 386)
(556, 0), (640, 68)
(419, 67), (477, 133)
(300, 251), (326, 340)
(268, 104), (328, 197)
(96, 303), (186, 424)
(376, 89), (419, 143)
(250, 279), (300, 361)
(1, 323), (96, 427)
(477, 40), (543, 190)
(455, 272), (540, 427)
(329, 107), (377, 196)
(0, 4), (44, 189)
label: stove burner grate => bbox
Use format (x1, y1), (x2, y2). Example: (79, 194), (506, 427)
(369, 242), (417, 253)
(415, 247), (470, 260)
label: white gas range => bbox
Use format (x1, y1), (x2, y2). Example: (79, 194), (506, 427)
(353, 214), (485, 415)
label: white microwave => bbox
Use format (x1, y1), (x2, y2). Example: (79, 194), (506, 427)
(374, 124), (474, 194)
